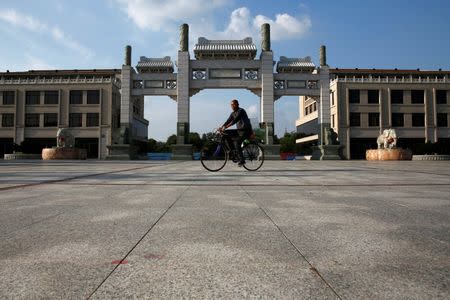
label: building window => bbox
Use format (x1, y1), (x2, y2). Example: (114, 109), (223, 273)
(368, 90), (379, 104)
(25, 113), (40, 127)
(304, 107), (308, 116)
(44, 113), (58, 127)
(86, 113), (99, 127)
(411, 113), (425, 127)
(437, 113), (448, 127)
(70, 90), (83, 104)
(350, 112), (360, 127)
(313, 102), (316, 111)
(368, 112), (380, 127)
(44, 91), (58, 104)
(26, 91), (40, 105)
(2, 91), (15, 105)
(331, 92), (335, 106)
(87, 90), (100, 104)
(436, 90), (447, 104)
(349, 89), (360, 103)
(1, 113), (14, 127)
(69, 113), (82, 127)
(391, 90), (403, 104)
(332, 114), (335, 128)
(392, 113), (404, 127)
(411, 90), (424, 104)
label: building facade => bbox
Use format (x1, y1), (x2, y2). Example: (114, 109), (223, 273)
(296, 69), (450, 159)
(1, 23), (330, 160)
(0, 69), (148, 159)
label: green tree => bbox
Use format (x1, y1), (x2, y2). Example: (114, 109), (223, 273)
(254, 128), (265, 143)
(273, 134), (280, 145)
(156, 141), (170, 152)
(189, 132), (203, 151)
(279, 132), (297, 152)
(201, 132), (217, 150)
(147, 138), (158, 152)
(278, 131), (313, 153)
(166, 134), (177, 145)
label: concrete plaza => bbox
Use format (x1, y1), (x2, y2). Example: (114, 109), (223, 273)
(0, 160), (449, 299)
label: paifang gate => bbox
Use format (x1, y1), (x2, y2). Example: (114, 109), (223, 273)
(107, 23), (334, 160)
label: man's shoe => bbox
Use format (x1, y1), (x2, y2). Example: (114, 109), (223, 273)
(238, 161), (245, 167)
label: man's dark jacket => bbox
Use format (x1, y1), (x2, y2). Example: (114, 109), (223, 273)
(223, 108), (252, 131)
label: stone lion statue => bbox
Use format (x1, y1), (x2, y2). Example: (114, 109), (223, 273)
(377, 128), (397, 149)
(56, 128), (75, 148)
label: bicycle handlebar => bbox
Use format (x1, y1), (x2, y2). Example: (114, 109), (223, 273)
(214, 128), (229, 136)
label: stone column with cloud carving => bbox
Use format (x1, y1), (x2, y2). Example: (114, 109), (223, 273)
(311, 45), (344, 160)
(177, 24), (190, 144)
(259, 23), (280, 159)
(260, 23), (274, 145)
(105, 45), (134, 159)
(120, 45), (133, 138)
(318, 45), (331, 145)
(172, 23), (193, 159)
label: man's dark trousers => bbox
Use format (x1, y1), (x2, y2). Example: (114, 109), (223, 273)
(225, 129), (252, 163)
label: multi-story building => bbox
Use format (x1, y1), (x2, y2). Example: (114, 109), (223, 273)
(0, 69), (148, 159)
(296, 69), (450, 159)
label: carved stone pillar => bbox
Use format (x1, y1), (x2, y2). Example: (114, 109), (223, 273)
(312, 45), (344, 160)
(106, 45), (134, 159)
(172, 24), (192, 159)
(260, 23), (280, 159)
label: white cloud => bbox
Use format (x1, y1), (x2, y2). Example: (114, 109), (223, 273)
(253, 13), (311, 40)
(216, 7), (311, 41)
(218, 7), (253, 39)
(25, 54), (54, 70)
(0, 8), (93, 58)
(0, 54), (54, 72)
(116, 0), (227, 31)
(116, 2), (311, 42)
(51, 27), (93, 58)
(0, 9), (47, 32)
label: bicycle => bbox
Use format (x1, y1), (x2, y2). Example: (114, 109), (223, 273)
(200, 129), (265, 172)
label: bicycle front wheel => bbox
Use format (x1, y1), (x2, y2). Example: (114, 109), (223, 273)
(243, 143), (264, 171)
(200, 143), (228, 172)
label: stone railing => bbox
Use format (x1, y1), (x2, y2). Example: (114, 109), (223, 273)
(0, 77), (118, 85)
(412, 155), (450, 160)
(331, 76), (448, 85)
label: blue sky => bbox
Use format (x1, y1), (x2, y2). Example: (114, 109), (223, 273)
(1, 0), (449, 141)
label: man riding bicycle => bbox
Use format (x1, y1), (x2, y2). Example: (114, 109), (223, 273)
(219, 99), (253, 167)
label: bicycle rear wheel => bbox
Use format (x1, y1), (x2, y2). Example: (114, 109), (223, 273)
(242, 143), (264, 171)
(200, 143), (228, 172)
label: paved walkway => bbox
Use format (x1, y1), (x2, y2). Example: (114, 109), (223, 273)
(0, 160), (449, 299)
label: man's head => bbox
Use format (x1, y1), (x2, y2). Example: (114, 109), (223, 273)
(230, 99), (239, 111)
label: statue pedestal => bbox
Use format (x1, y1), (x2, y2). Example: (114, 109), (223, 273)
(366, 148), (412, 160)
(263, 144), (281, 160)
(42, 147), (87, 160)
(171, 144), (193, 160)
(311, 145), (344, 160)
(105, 144), (131, 160)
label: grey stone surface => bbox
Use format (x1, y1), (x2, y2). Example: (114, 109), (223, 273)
(0, 160), (449, 299)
